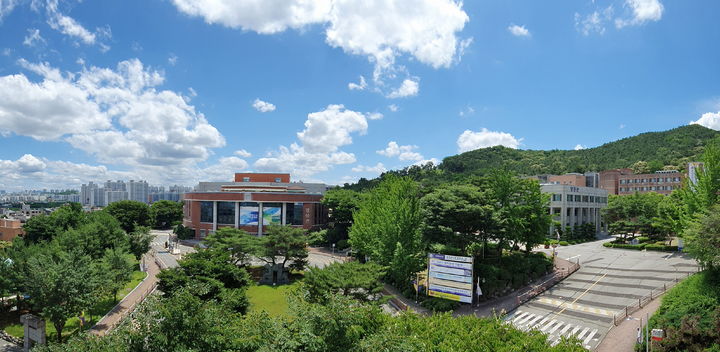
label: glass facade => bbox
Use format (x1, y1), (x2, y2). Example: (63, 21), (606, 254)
(217, 202), (235, 225)
(285, 202), (304, 225)
(200, 201), (213, 223)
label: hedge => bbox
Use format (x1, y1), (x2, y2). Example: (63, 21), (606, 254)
(602, 242), (678, 252)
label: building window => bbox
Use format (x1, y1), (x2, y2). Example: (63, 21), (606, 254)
(200, 201), (213, 223)
(242, 177), (250, 182)
(620, 179), (626, 184)
(552, 194), (561, 201)
(200, 229), (206, 238)
(274, 177), (282, 183)
(582, 195), (589, 202)
(217, 202), (235, 225)
(285, 203), (304, 225)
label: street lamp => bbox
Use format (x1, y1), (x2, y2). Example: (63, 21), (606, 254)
(332, 243), (335, 257)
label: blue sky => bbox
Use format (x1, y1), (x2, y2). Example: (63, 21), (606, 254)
(0, 0), (719, 190)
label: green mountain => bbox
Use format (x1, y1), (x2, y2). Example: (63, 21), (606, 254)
(344, 125), (720, 190)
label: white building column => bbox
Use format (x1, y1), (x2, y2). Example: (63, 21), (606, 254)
(234, 202), (239, 229)
(257, 202), (263, 236)
(281, 203), (286, 225)
(212, 201), (217, 232)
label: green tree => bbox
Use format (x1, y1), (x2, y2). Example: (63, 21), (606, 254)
(51, 202), (86, 232)
(680, 140), (720, 222)
(684, 204), (720, 270)
(420, 183), (495, 249)
(631, 160), (651, 174)
(321, 188), (362, 243)
(54, 211), (128, 259)
(101, 247), (134, 302)
(104, 200), (151, 233)
(150, 200), (183, 229)
(19, 248), (101, 342)
(22, 215), (58, 243)
(603, 192), (665, 240)
(349, 175), (424, 289)
(204, 227), (257, 266)
(127, 226), (152, 260)
(303, 262), (385, 303)
(255, 225), (309, 272)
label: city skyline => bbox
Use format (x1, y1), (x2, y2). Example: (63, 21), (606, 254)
(0, 0), (719, 191)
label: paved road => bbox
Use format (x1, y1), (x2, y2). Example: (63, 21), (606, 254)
(150, 230), (180, 269)
(504, 239), (699, 350)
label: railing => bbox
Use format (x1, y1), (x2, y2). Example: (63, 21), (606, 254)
(517, 260), (580, 305)
(612, 268), (699, 326)
(97, 283), (157, 335)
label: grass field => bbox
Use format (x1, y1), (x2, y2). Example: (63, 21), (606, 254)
(3, 269), (147, 341)
(246, 282), (301, 317)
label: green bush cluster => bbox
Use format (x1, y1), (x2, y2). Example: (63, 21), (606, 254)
(420, 297), (459, 312)
(602, 241), (678, 252)
(636, 236), (651, 243)
(475, 253), (552, 298)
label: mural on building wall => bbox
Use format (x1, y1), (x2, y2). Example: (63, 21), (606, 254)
(240, 206), (259, 225)
(263, 206), (282, 225)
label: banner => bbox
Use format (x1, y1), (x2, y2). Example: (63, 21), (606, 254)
(263, 207), (282, 225)
(239, 207), (258, 225)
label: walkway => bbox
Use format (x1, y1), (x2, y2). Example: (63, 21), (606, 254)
(88, 252), (160, 336)
(596, 295), (662, 352)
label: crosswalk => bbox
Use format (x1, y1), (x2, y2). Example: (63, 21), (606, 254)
(506, 310), (600, 350)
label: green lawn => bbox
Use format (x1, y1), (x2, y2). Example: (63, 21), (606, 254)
(246, 282), (300, 317)
(3, 269), (147, 340)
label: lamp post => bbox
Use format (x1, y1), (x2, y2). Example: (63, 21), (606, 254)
(332, 243), (335, 258)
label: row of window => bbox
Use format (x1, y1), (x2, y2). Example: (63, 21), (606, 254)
(619, 177), (681, 184)
(199, 201), (305, 226)
(619, 186), (678, 192)
(551, 194), (607, 204)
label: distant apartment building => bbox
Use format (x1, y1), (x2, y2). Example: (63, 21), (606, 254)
(0, 218), (24, 241)
(542, 184), (608, 235)
(81, 179), (155, 206)
(182, 173), (327, 239)
(127, 180), (149, 203)
(616, 170), (683, 195)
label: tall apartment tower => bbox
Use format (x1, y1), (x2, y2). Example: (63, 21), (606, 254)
(128, 180), (149, 203)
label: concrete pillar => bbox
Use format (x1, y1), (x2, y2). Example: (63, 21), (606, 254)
(212, 201), (217, 232)
(282, 203), (286, 226)
(234, 202), (239, 229)
(257, 202), (263, 236)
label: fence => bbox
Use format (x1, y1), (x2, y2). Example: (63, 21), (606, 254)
(516, 259), (580, 305)
(612, 268), (700, 326)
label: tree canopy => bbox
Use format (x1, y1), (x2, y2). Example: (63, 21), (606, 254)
(104, 200), (151, 233)
(150, 200), (183, 229)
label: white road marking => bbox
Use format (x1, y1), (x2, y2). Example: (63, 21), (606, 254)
(583, 328), (598, 347)
(540, 320), (557, 332)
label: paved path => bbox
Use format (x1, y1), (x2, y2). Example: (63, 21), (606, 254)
(503, 240), (698, 350)
(596, 295), (662, 352)
(89, 252), (160, 336)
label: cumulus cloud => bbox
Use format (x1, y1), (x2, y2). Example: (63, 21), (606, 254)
(367, 112), (383, 120)
(574, 7), (614, 36)
(690, 111), (720, 131)
(252, 98), (276, 112)
(0, 58), (225, 169)
(574, 144), (586, 150)
(23, 28), (45, 47)
(377, 141), (424, 162)
(615, 0), (663, 28)
(459, 105), (475, 117)
(351, 162), (387, 174)
(348, 75), (367, 90)
(388, 104), (399, 112)
(387, 78), (419, 98)
(0, 0), (18, 21)
(507, 24), (530, 37)
(255, 104), (374, 178)
(457, 128), (521, 152)
(168, 53), (179, 66)
(234, 149), (252, 158)
(171, 0), (469, 95)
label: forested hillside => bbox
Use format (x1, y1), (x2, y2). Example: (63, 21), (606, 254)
(344, 125), (720, 191)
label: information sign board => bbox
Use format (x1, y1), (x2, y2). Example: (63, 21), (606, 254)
(427, 253), (473, 303)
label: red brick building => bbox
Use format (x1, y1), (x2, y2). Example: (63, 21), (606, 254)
(182, 173), (327, 239)
(600, 168), (684, 195)
(0, 219), (24, 242)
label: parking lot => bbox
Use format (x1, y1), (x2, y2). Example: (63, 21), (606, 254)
(504, 240), (699, 350)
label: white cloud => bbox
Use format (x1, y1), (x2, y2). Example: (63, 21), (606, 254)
(457, 128), (521, 153)
(297, 104), (368, 153)
(388, 104), (399, 112)
(252, 98), (276, 112)
(1, 48), (11, 56)
(28, 0), (112, 49)
(574, 7), (613, 36)
(387, 78), (419, 99)
(615, 0), (663, 28)
(367, 112), (383, 120)
(0, 0), (18, 21)
(377, 141), (424, 162)
(0, 58), (225, 169)
(255, 104), (373, 178)
(168, 53), (179, 66)
(619, 124), (626, 129)
(574, 144), (586, 150)
(351, 162), (387, 174)
(171, 0), (470, 94)
(199, 156), (250, 181)
(690, 111), (720, 131)
(23, 28), (45, 47)
(459, 105), (475, 117)
(348, 75), (367, 90)
(234, 149), (252, 158)
(507, 24), (530, 37)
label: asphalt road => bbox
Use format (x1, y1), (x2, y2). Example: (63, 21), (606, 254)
(504, 239), (699, 350)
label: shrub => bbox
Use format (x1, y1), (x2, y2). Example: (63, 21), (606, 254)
(645, 244), (678, 252)
(636, 236), (651, 243)
(420, 297), (459, 312)
(307, 230), (328, 246)
(429, 243), (464, 256)
(603, 242), (613, 248)
(559, 241), (569, 246)
(336, 239), (350, 250)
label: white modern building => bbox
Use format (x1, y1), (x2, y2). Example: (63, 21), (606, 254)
(541, 184), (609, 235)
